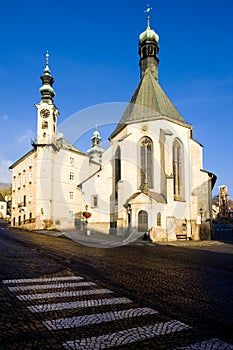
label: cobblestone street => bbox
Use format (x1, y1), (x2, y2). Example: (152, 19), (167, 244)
(1, 220), (233, 349)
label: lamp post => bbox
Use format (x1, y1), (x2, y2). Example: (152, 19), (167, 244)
(127, 204), (131, 237)
(82, 205), (91, 235)
(199, 207), (204, 240)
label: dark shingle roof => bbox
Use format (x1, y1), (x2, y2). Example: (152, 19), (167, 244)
(111, 68), (189, 138)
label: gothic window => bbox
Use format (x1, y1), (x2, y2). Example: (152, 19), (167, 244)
(173, 139), (184, 199)
(139, 137), (153, 189)
(114, 146), (121, 202)
(138, 210), (148, 232)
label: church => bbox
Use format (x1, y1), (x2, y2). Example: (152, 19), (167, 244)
(9, 12), (216, 242)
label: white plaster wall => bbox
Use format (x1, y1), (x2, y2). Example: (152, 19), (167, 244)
(0, 201), (7, 218)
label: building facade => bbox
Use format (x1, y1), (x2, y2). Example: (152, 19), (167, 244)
(0, 193), (7, 219)
(10, 16), (216, 241)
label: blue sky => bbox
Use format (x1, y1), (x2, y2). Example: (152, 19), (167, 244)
(0, 0), (233, 197)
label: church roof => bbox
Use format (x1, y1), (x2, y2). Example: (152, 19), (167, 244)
(125, 190), (167, 206)
(56, 137), (81, 153)
(111, 67), (189, 138)
(0, 193), (6, 202)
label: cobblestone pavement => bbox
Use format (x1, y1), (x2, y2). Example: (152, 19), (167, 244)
(0, 220), (233, 349)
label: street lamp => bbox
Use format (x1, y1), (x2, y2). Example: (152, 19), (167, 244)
(199, 208), (204, 239)
(127, 203), (131, 236)
(82, 205), (91, 235)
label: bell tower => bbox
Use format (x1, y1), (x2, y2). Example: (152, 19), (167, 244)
(138, 6), (160, 80)
(35, 52), (59, 145)
(87, 126), (104, 163)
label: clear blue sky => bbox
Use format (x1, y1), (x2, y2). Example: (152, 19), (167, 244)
(0, 0), (233, 197)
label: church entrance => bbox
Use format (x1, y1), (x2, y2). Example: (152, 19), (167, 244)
(138, 210), (148, 232)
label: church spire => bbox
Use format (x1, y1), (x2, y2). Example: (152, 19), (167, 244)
(39, 51), (56, 104)
(139, 5), (160, 80)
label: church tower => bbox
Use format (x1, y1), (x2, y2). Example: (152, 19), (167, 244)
(87, 127), (104, 163)
(34, 53), (60, 229)
(35, 52), (59, 145)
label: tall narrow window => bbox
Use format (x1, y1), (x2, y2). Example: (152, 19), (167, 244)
(157, 212), (161, 226)
(91, 195), (98, 208)
(139, 137), (153, 189)
(114, 146), (121, 202)
(23, 195), (26, 207)
(173, 139), (184, 199)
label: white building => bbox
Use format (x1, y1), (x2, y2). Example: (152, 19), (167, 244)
(0, 193), (7, 219)
(10, 16), (216, 241)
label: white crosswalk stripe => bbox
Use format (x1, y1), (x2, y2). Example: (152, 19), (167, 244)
(8, 281), (95, 292)
(43, 307), (158, 330)
(2, 276), (84, 284)
(62, 321), (191, 349)
(28, 297), (132, 313)
(17, 288), (113, 301)
(177, 337), (233, 349)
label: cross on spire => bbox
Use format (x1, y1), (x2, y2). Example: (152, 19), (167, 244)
(46, 51), (49, 67)
(144, 4), (152, 27)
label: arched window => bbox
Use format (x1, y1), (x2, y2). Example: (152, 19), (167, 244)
(173, 139), (184, 199)
(114, 146), (121, 202)
(42, 120), (48, 129)
(138, 210), (148, 232)
(139, 137), (153, 189)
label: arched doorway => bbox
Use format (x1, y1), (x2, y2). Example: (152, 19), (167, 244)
(138, 210), (148, 232)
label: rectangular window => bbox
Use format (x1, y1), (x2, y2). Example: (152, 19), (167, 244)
(91, 195), (98, 208)
(69, 210), (74, 218)
(1, 205), (3, 210)
(69, 191), (74, 200)
(70, 157), (74, 166)
(69, 171), (74, 181)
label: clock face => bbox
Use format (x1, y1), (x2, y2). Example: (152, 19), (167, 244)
(40, 108), (50, 118)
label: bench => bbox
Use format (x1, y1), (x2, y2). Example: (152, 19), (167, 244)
(176, 234), (187, 240)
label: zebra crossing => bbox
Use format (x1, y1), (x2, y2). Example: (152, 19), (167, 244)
(2, 275), (233, 349)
